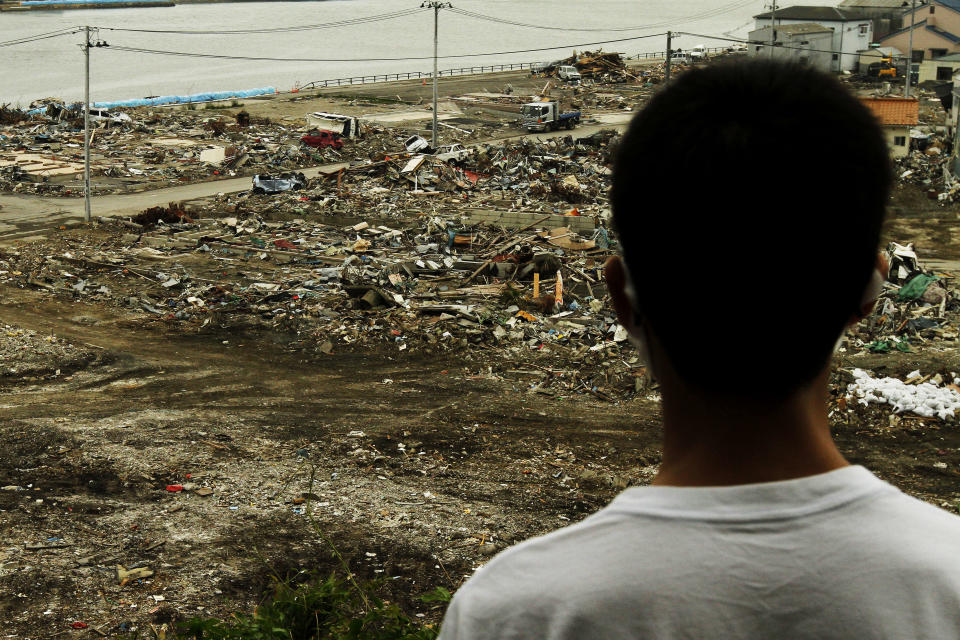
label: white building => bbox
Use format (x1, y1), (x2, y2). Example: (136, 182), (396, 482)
(754, 5), (874, 72)
(748, 23), (835, 72)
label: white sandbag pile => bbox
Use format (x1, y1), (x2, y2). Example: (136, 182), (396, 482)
(847, 369), (960, 421)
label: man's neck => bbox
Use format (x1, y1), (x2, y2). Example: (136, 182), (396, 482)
(652, 369), (849, 487)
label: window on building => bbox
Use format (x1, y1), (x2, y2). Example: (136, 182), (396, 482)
(912, 49), (925, 62)
(860, 24), (869, 34)
(931, 48), (948, 59)
(894, 136), (907, 146)
(832, 53), (839, 60)
(938, 65), (954, 80)
(930, 5), (935, 13)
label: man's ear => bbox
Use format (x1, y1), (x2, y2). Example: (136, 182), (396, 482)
(605, 256), (642, 338)
(847, 254), (888, 327)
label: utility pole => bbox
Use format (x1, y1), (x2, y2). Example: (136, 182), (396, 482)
(83, 25), (91, 223)
(664, 31), (672, 83)
(422, 2), (452, 149)
(905, 0), (917, 97)
(769, 0), (778, 59)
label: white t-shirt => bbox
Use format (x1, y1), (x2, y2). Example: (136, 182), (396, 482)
(439, 466), (960, 639)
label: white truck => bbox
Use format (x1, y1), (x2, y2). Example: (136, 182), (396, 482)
(689, 45), (708, 62)
(521, 101), (582, 132)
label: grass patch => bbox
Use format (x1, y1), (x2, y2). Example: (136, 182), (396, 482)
(165, 573), (449, 639)
(201, 100), (245, 111)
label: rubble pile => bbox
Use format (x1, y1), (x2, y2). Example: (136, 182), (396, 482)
(0, 323), (101, 380)
(0, 131), (656, 398)
(0, 104), (27, 126)
(564, 50), (634, 83)
(846, 242), (959, 354)
(0, 101), (452, 197)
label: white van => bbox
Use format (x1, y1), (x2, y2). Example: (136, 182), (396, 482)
(557, 65), (581, 82)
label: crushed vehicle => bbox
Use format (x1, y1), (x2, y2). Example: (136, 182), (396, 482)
(305, 112), (363, 138)
(521, 101), (581, 132)
(434, 143), (473, 163)
(88, 108), (133, 124)
(301, 129), (344, 149)
(251, 172), (307, 194)
(404, 135), (433, 154)
(530, 61), (555, 75)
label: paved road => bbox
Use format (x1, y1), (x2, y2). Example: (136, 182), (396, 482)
(0, 162), (349, 244)
(0, 116), (631, 245)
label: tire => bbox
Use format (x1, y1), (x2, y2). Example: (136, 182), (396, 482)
(252, 187), (265, 195)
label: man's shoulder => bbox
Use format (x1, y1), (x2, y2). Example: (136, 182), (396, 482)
(440, 472), (960, 639)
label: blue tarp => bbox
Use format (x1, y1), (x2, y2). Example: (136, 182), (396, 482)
(22, 0), (161, 4)
(91, 87), (276, 109)
(26, 87), (276, 114)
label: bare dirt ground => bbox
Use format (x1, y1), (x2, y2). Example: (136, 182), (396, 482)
(0, 286), (664, 638)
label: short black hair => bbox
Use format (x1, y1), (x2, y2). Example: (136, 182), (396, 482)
(611, 60), (890, 395)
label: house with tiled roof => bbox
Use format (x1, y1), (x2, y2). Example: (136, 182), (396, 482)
(879, 1), (960, 63)
(861, 97), (920, 157)
(754, 6), (873, 72)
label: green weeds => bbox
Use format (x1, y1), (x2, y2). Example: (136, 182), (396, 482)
(172, 574), (448, 640)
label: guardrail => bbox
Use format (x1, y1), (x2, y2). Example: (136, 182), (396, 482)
(301, 62), (535, 90)
(631, 46), (730, 60)
(299, 48), (736, 91)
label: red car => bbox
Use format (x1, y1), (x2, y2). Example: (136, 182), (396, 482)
(301, 130), (344, 150)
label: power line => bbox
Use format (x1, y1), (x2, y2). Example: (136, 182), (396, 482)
(99, 8), (426, 35)
(0, 28), (81, 48)
(448, 0), (758, 33)
(104, 32), (669, 63)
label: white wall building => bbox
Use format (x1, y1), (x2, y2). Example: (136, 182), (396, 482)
(754, 5), (874, 72)
(748, 23), (835, 72)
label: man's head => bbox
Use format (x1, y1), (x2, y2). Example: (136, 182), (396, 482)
(609, 60), (891, 397)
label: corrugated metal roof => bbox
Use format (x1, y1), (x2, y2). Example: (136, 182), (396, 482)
(935, 0), (960, 12)
(861, 97), (920, 126)
(839, 0), (913, 7)
(754, 5), (869, 20)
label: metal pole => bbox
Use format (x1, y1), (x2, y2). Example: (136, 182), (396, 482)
(905, 0), (916, 97)
(769, 0), (777, 59)
(665, 31), (671, 84)
(83, 26), (91, 223)
(432, 3), (439, 149)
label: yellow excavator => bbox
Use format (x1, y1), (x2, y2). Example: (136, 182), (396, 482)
(869, 55), (898, 79)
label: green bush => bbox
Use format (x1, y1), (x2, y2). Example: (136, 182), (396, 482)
(171, 574), (449, 640)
